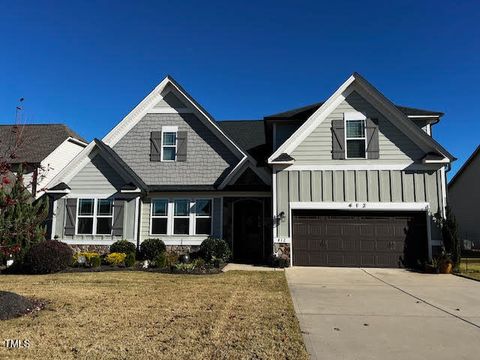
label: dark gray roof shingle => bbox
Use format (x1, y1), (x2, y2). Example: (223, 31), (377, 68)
(265, 102), (444, 120)
(0, 124), (86, 164)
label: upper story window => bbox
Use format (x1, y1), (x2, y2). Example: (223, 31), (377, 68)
(77, 198), (113, 235)
(345, 112), (367, 159)
(161, 126), (178, 161)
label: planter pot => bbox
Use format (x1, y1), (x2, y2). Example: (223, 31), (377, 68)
(439, 261), (453, 274)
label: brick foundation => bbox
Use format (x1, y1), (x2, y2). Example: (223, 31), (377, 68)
(69, 244), (110, 254)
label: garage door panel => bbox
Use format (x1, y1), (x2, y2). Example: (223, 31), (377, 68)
(292, 210), (427, 268)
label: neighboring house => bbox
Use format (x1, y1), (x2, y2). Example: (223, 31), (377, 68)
(448, 145), (480, 250)
(45, 73), (454, 267)
(0, 124), (87, 198)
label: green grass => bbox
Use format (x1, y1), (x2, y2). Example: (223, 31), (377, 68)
(0, 271), (308, 359)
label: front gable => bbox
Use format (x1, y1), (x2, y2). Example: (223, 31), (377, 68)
(268, 73), (454, 165)
(291, 91), (425, 164)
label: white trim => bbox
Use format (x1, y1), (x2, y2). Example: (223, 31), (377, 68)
(407, 115), (441, 119)
(120, 188), (141, 193)
(45, 189), (71, 194)
(268, 73), (453, 163)
(344, 111), (366, 121)
(50, 199), (57, 239)
(290, 201), (430, 211)
(422, 158), (450, 164)
(66, 136), (88, 147)
(272, 169), (277, 239)
(75, 198), (114, 236)
(160, 127), (178, 162)
(344, 113), (367, 160)
(133, 197), (139, 244)
(440, 166), (447, 218)
(283, 163), (440, 171)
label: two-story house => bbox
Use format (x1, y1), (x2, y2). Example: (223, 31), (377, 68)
(45, 73), (454, 267)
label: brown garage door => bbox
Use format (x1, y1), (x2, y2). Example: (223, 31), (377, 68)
(292, 210), (427, 268)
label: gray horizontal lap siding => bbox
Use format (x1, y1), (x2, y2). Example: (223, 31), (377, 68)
(113, 113), (239, 186)
(291, 91), (425, 164)
(276, 169), (444, 238)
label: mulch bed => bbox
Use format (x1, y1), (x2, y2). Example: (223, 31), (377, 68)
(60, 264), (224, 275)
(0, 291), (46, 321)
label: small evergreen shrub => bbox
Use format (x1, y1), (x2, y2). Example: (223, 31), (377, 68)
(199, 237), (231, 264)
(23, 240), (73, 274)
(154, 252), (179, 268)
(125, 252), (136, 267)
(110, 240), (136, 255)
(73, 252), (101, 268)
(140, 238), (166, 260)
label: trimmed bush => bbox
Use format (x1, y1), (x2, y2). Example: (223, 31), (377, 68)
(73, 252), (101, 268)
(23, 240), (73, 274)
(125, 252), (136, 267)
(110, 240), (136, 255)
(140, 238), (166, 260)
(199, 237), (231, 264)
(105, 252), (127, 266)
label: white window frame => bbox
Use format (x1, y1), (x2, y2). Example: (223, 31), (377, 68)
(161, 126), (178, 162)
(150, 199), (169, 235)
(344, 112), (367, 159)
(173, 199), (190, 235)
(149, 198), (213, 236)
(75, 198), (114, 235)
(193, 199), (213, 235)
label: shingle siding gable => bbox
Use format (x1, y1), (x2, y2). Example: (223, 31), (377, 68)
(113, 113), (238, 186)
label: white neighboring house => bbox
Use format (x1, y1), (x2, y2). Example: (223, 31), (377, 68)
(0, 124), (87, 198)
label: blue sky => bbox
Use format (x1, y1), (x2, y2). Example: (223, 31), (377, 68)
(0, 1), (478, 178)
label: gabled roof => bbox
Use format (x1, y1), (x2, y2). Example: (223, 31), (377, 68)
(268, 72), (455, 164)
(449, 145), (480, 189)
(265, 101), (444, 120)
(0, 124), (87, 164)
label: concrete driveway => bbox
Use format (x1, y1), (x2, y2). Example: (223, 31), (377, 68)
(286, 267), (480, 360)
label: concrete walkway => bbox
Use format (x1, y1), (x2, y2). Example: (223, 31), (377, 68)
(286, 267), (480, 360)
(222, 263), (282, 272)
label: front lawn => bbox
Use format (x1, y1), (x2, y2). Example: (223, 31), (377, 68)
(457, 258), (480, 281)
(0, 271), (308, 359)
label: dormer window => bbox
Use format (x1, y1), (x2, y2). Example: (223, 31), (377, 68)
(345, 112), (367, 159)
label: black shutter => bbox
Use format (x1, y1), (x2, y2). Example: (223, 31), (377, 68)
(331, 120), (345, 159)
(366, 118), (379, 159)
(150, 131), (162, 162)
(112, 200), (125, 236)
(177, 131), (188, 162)
(64, 198), (77, 236)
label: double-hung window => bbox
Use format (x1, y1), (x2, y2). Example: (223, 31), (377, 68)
(161, 129), (177, 161)
(173, 199), (190, 234)
(194, 199), (212, 235)
(77, 198), (113, 235)
(345, 112), (367, 159)
(151, 199), (168, 234)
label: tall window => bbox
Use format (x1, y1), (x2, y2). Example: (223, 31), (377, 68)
(174, 199), (190, 234)
(151, 199), (168, 234)
(77, 198), (113, 235)
(195, 199), (212, 235)
(345, 113), (367, 159)
(162, 131), (177, 161)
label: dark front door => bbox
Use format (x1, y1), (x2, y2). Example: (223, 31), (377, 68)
(292, 210), (428, 268)
(233, 199), (264, 263)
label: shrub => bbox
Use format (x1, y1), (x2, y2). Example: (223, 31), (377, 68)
(125, 252), (136, 267)
(140, 238), (166, 260)
(110, 240), (136, 255)
(73, 252), (101, 268)
(192, 258), (206, 268)
(269, 254), (289, 268)
(199, 237), (231, 264)
(154, 252), (179, 268)
(105, 252), (127, 266)
(23, 240), (73, 274)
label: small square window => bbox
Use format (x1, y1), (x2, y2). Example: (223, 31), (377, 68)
(174, 200), (190, 216)
(162, 147), (176, 161)
(97, 199), (113, 216)
(152, 218), (168, 234)
(77, 217), (93, 234)
(96, 217), (112, 235)
(347, 140), (366, 158)
(346, 120), (365, 138)
(163, 132), (176, 146)
(152, 199), (168, 216)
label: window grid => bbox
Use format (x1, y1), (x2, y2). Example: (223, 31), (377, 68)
(76, 198), (114, 235)
(345, 117), (367, 159)
(161, 131), (177, 161)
